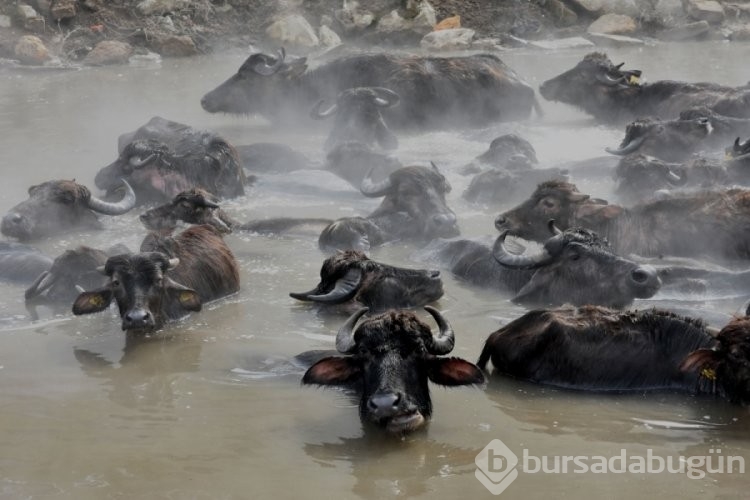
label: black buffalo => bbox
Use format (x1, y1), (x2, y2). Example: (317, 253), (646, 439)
(0, 242), (52, 284)
(95, 116), (246, 204)
(460, 134), (539, 175)
(540, 52), (750, 123)
(201, 49), (536, 129)
(423, 223), (659, 308)
(73, 225), (240, 331)
(478, 305), (750, 404)
(495, 180), (750, 261)
(303, 307), (484, 433)
(290, 250), (443, 312)
(311, 87), (400, 152)
(1, 179), (135, 241)
(605, 115), (713, 162)
(318, 164), (459, 252)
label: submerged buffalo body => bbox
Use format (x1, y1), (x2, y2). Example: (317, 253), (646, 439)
(478, 305), (750, 404)
(303, 307), (484, 433)
(201, 50), (536, 128)
(73, 225), (240, 331)
(540, 52), (750, 123)
(424, 225), (659, 308)
(1, 179), (135, 241)
(95, 116), (246, 204)
(319, 164), (459, 252)
(0, 242), (52, 284)
(495, 180), (750, 261)
(290, 250), (443, 311)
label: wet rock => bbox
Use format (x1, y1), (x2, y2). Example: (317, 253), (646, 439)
(587, 32), (644, 46)
(729, 26), (750, 41)
(51, 0), (77, 21)
(686, 0), (725, 24)
(724, 3), (750, 18)
(420, 28), (475, 50)
(529, 36), (595, 49)
(334, 0), (375, 33)
(543, 0), (578, 27)
(472, 37), (503, 50)
(599, 0), (639, 16)
(137, 0), (189, 16)
(83, 40), (133, 66)
(377, 10), (411, 33)
(411, 0), (437, 31)
(652, 0), (685, 24)
(17, 4), (45, 33)
(14, 35), (50, 65)
(0, 15), (11, 28)
(434, 15), (460, 30)
(33, 0), (51, 13)
(659, 20), (710, 40)
(319, 25), (341, 47)
(587, 13), (637, 34)
(266, 14), (319, 48)
(61, 26), (103, 60)
(80, 0), (102, 12)
(566, 0), (603, 15)
(150, 34), (197, 57)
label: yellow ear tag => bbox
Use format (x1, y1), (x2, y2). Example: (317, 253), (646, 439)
(89, 295), (104, 307)
(179, 291), (194, 302)
(725, 152), (732, 161)
(701, 367), (717, 380)
(628, 75), (640, 85)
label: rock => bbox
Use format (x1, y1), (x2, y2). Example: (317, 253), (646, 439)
(17, 4), (39, 20)
(652, 0), (685, 24)
(659, 20), (710, 40)
(566, 0), (603, 15)
(411, 0), (437, 33)
(0, 15), (11, 28)
(80, 0), (102, 11)
(529, 36), (595, 49)
(587, 13), (637, 34)
(434, 15), (460, 31)
(83, 40), (133, 66)
(150, 35), (197, 57)
(420, 27), (475, 50)
(319, 25), (342, 48)
(724, 3), (750, 18)
(14, 35), (50, 65)
(544, 0), (578, 27)
(599, 0), (639, 16)
(334, 0), (375, 32)
(266, 14), (319, 48)
(33, 0), (51, 13)
(587, 32), (645, 46)
(686, 0), (725, 24)
(136, 0), (188, 16)
(729, 26), (750, 41)
(377, 10), (410, 32)
(51, 0), (77, 20)
(17, 4), (45, 32)
(472, 37), (503, 50)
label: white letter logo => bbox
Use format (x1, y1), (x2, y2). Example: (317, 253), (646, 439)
(475, 439), (519, 495)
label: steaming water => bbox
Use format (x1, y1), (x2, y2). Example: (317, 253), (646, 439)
(0, 43), (748, 499)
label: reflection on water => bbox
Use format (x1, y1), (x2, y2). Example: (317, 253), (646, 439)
(0, 43), (749, 499)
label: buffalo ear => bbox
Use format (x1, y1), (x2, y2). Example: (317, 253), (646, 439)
(166, 285), (202, 312)
(427, 357), (485, 386)
(72, 289), (113, 315)
(303, 356), (361, 386)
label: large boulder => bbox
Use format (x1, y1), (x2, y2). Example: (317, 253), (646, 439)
(266, 14), (319, 48)
(14, 35), (50, 65)
(16, 4), (45, 32)
(83, 40), (133, 66)
(51, 0), (77, 21)
(318, 25), (342, 48)
(335, 0), (375, 33)
(659, 20), (710, 40)
(587, 13), (637, 34)
(420, 28), (475, 50)
(149, 34), (198, 57)
(686, 0), (725, 24)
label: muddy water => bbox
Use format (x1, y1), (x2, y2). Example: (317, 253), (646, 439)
(0, 43), (748, 499)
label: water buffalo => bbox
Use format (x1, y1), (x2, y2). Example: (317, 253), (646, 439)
(478, 305), (750, 404)
(311, 87), (400, 152)
(324, 142), (402, 189)
(422, 223), (659, 308)
(463, 162), (569, 207)
(95, 116), (246, 204)
(495, 180), (750, 261)
(540, 52), (750, 123)
(201, 49), (536, 129)
(1, 179), (136, 241)
(139, 188), (332, 235)
(605, 115), (714, 162)
(0, 242), (52, 284)
(318, 163), (459, 252)
(25, 244), (130, 305)
(303, 307), (484, 433)
(73, 225), (240, 331)
(460, 134), (539, 175)
(290, 250), (443, 312)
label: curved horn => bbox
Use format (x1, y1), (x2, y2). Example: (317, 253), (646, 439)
(664, 167), (688, 186)
(336, 307), (369, 354)
(24, 271), (57, 300)
(547, 219), (563, 236)
(294, 268), (362, 304)
(605, 135), (646, 156)
(492, 230), (553, 270)
(423, 306), (455, 355)
(128, 153), (156, 168)
(370, 87), (400, 107)
(167, 258), (180, 270)
(614, 62), (625, 70)
(87, 179), (136, 215)
(253, 48), (286, 76)
(310, 99), (338, 120)
(360, 167), (393, 197)
(596, 73), (627, 87)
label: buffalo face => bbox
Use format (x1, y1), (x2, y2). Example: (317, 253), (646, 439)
(614, 155), (688, 203)
(72, 252), (201, 332)
(606, 116), (713, 162)
(1, 180), (135, 241)
(303, 308), (484, 433)
(290, 250), (443, 311)
(139, 189), (234, 233)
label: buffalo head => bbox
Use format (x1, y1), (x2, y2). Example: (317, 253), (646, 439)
(614, 154), (688, 203)
(290, 250), (443, 311)
(312, 87), (400, 152)
(139, 188), (234, 233)
(303, 307), (484, 433)
(72, 252), (201, 332)
(606, 116), (713, 162)
(1, 179), (135, 241)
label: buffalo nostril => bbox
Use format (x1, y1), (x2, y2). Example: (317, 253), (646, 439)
(8, 213), (23, 225)
(368, 393), (401, 416)
(631, 268), (653, 284)
(430, 270), (440, 278)
(494, 215), (507, 230)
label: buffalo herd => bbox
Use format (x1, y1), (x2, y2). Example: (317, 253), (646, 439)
(5, 48), (750, 435)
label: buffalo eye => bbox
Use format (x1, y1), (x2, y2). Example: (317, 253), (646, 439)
(540, 198), (557, 209)
(111, 279), (120, 287)
(568, 252), (580, 261)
